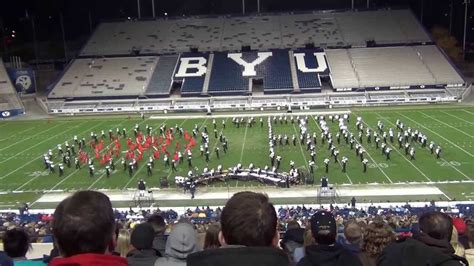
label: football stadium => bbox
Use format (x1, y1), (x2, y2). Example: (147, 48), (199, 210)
(0, 0), (473, 265)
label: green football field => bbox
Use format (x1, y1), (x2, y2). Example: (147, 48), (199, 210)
(0, 104), (472, 208)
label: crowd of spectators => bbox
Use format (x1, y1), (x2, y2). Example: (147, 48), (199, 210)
(0, 191), (474, 265)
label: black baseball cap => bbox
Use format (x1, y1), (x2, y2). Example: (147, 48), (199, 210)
(310, 211), (337, 239)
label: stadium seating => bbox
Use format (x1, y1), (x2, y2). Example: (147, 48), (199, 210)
(326, 45), (464, 90)
(0, 60), (23, 112)
(293, 50), (324, 92)
(176, 53), (210, 95)
(259, 50), (293, 93)
(207, 52), (249, 95)
(49, 57), (159, 99)
(80, 10), (430, 56)
(146, 55), (180, 96)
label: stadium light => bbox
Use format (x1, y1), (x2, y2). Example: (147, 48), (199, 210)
(464, 0), (470, 55)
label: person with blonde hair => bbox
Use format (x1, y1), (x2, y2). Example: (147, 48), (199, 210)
(203, 222), (221, 250)
(451, 227), (465, 258)
(358, 221), (396, 266)
(115, 229), (132, 258)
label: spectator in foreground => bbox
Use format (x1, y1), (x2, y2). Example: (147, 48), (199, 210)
(281, 226), (305, 265)
(115, 229), (132, 258)
(451, 227), (466, 258)
(340, 221), (363, 254)
(50, 191), (127, 266)
(378, 211), (468, 266)
(0, 250), (13, 266)
(148, 214), (168, 255)
(2, 228), (44, 266)
(127, 223), (161, 266)
(466, 221), (474, 265)
(155, 221), (200, 266)
(297, 211), (362, 266)
(357, 221), (395, 266)
(187, 191), (289, 266)
(203, 222), (221, 250)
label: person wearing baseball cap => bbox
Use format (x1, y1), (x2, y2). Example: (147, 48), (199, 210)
(127, 223), (161, 266)
(297, 211), (361, 266)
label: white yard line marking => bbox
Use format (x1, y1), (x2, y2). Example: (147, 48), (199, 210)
(462, 109), (474, 115)
(0, 121), (106, 181)
(364, 114), (433, 182)
(0, 121), (88, 164)
(420, 111), (472, 138)
(310, 116), (352, 184)
(440, 111), (474, 125)
(291, 123), (311, 172)
(0, 123), (64, 152)
(210, 118), (228, 161)
(120, 118), (189, 190)
(88, 118), (159, 190)
(239, 124), (249, 163)
(379, 114), (472, 181)
(0, 126), (38, 142)
(30, 120), (139, 195)
(398, 112), (473, 157)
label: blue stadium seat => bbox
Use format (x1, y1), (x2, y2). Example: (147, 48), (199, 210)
(259, 50), (293, 94)
(208, 52), (248, 95)
(294, 50), (323, 92)
(176, 53), (209, 95)
(146, 55), (179, 96)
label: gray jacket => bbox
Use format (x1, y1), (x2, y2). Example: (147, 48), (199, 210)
(155, 222), (200, 266)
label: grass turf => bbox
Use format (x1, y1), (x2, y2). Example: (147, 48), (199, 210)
(0, 105), (472, 207)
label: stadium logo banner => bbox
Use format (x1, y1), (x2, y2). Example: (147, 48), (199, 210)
(7, 68), (36, 94)
(0, 108), (23, 119)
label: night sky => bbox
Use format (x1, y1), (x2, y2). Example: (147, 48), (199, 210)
(0, 0), (472, 60)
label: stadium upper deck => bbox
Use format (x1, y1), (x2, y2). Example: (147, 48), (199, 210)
(80, 9), (431, 56)
(46, 9), (466, 102)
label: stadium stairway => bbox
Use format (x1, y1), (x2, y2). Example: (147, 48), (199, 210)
(288, 50), (301, 93)
(201, 53), (214, 96)
(145, 55), (180, 97)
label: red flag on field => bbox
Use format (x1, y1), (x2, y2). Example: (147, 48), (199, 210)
(184, 131), (190, 141)
(173, 152), (179, 162)
(153, 150), (160, 159)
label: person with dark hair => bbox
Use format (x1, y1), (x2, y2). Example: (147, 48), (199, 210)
(378, 211), (468, 266)
(297, 211), (362, 266)
(282, 226), (305, 264)
(187, 191), (289, 266)
(49, 190), (127, 266)
(358, 221), (395, 266)
(147, 214), (167, 256)
(127, 223), (161, 266)
(2, 228), (44, 266)
(203, 222), (221, 250)
(155, 221), (200, 266)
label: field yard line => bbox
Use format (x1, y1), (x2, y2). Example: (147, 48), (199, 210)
(440, 111), (474, 125)
(0, 121), (106, 181)
(120, 118), (189, 190)
(0, 123), (64, 152)
(378, 114), (472, 181)
(310, 116), (352, 184)
(398, 113), (473, 157)
(87, 118), (158, 190)
(291, 123), (310, 172)
(462, 109), (474, 115)
(209, 118), (228, 161)
(362, 115), (433, 182)
(11, 121), (111, 191)
(0, 121), (88, 164)
(33, 119), (139, 195)
(239, 124), (249, 163)
(0, 123), (9, 130)
(0, 126), (38, 142)
(420, 111), (472, 138)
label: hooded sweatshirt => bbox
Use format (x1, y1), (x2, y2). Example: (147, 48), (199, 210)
(154, 222), (200, 266)
(297, 243), (362, 266)
(49, 253), (128, 266)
